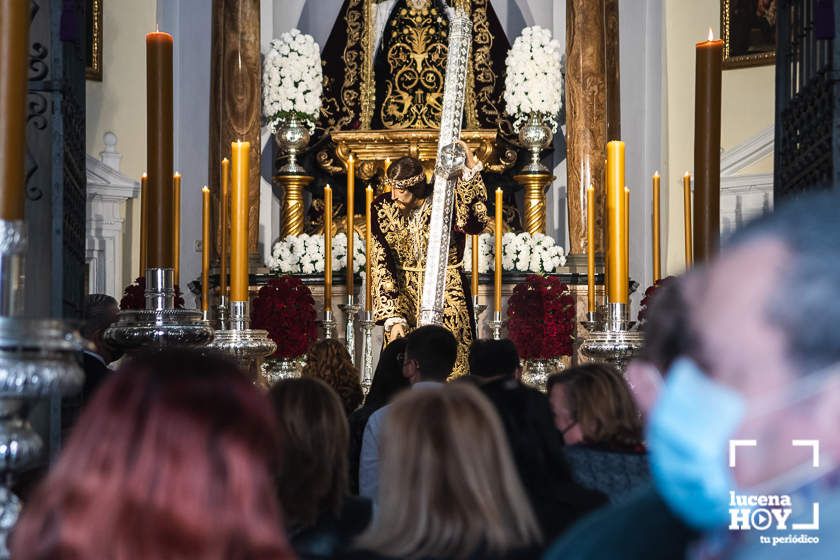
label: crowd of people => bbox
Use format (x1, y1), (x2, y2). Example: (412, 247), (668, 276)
(11, 190), (840, 559)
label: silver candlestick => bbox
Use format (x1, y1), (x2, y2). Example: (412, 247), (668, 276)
(488, 310), (505, 340)
(216, 294), (229, 330)
(339, 295), (360, 365)
(359, 310), (375, 394)
(580, 303), (644, 372)
(105, 268), (214, 351)
(208, 300), (277, 385)
(321, 308), (337, 340)
(0, 220), (84, 557)
(472, 296), (487, 337)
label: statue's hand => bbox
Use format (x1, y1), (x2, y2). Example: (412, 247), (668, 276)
(388, 322), (407, 341)
(457, 139), (478, 169)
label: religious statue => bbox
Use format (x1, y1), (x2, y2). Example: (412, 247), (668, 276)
(369, 142), (488, 376)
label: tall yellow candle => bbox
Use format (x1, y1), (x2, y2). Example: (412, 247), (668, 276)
(624, 186), (630, 283)
(683, 172), (693, 268)
(324, 185), (333, 312)
(220, 157), (229, 298)
(172, 172), (181, 285)
(652, 172), (661, 282)
(140, 173), (148, 274)
(346, 155), (355, 295)
(471, 234), (479, 297)
(586, 185), (596, 313)
(365, 185), (373, 312)
(230, 141), (250, 302)
(494, 188), (503, 313)
(606, 141), (628, 304)
(201, 186), (210, 312)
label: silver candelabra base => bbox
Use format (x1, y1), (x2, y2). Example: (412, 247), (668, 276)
(338, 297), (360, 365)
(580, 303), (644, 372)
(472, 296), (487, 337)
(208, 300), (277, 385)
(488, 310), (505, 340)
(321, 308), (337, 340)
(359, 311), (375, 394)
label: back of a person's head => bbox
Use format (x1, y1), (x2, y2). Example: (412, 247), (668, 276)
(638, 279), (694, 373)
(357, 384), (541, 559)
(404, 324), (458, 382)
(548, 364), (643, 449)
(364, 336), (410, 410)
(725, 189), (840, 375)
(11, 349), (293, 560)
(270, 377), (349, 529)
(80, 293), (119, 340)
(468, 338), (520, 378)
(301, 338), (362, 412)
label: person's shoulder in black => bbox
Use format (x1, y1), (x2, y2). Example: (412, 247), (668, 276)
(290, 495), (373, 560)
(543, 484), (699, 560)
(339, 544), (542, 560)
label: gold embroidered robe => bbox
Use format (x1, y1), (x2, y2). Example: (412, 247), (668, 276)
(370, 173), (489, 376)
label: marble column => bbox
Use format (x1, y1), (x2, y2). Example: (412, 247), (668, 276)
(566, 0), (607, 256)
(604, 0), (621, 142)
(209, 0), (261, 263)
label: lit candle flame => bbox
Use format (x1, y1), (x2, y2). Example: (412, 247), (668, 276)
(708, 28), (714, 41)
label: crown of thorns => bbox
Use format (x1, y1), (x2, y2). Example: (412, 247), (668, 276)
(383, 173), (425, 190)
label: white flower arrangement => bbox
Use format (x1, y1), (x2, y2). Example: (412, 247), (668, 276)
(503, 26), (563, 133)
(464, 232), (566, 274)
(268, 233), (365, 275)
(262, 29), (323, 133)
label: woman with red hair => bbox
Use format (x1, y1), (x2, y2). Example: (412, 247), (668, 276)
(11, 349), (294, 560)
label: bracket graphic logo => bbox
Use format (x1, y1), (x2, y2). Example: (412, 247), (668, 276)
(727, 439), (821, 546)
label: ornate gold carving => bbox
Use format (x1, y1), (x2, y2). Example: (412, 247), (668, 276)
(379, 4), (449, 129)
(361, 0), (376, 127)
(86, 0), (103, 81)
(338, 0), (365, 130)
(470, 0), (506, 130)
(275, 174), (313, 237)
(515, 171), (555, 235)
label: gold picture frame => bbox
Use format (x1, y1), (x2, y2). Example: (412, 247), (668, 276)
(721, 0), (776, 69)
(86, 0), (103, 81)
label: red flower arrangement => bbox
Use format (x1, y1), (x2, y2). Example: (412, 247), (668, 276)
(637, 276), (675, 323)
(251, 276), (318, 359)
(119, 276), (185, 310)
(507, 274), (576, 359)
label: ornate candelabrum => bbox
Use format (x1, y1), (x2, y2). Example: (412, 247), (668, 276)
(321, 308), (337, 340)
(580, 303), (644, 372)
(338, 295), (360, 365)
(488, 310), (505, 341)
(275, 117), (311, 175)
(0, 221), (84, 557)
(105, 268), (214, 351)
(472, 295), (487, 336)
(216, 293), (229, 331)
(209, 299), (277, 385)
(359, 310), (375, 394)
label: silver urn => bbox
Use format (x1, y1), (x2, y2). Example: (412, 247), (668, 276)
(518, 113), (553, 173)
(275, 117), (311, 174)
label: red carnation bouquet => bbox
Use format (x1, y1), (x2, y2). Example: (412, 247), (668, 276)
(637, 276), (675, 323)
(119, 276), (185, 310)
(251, 276), (317, 359)
(507, 275), (576, 359)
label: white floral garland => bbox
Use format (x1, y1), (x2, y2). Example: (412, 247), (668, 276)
(503, 26), (563, 133)
(464, 232), (566, 274)
(268, 233), (365, 275)
(262, 29), (323, 133)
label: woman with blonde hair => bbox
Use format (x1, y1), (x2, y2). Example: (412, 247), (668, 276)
(301, 338), (363, 415)
(345, 384), (542, 560)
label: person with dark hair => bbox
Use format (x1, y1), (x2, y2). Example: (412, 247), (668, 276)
(79, 293), (121, 397)
(302, 338), (364, 415)
(359, 325), (457, 500)
(347, 337), (410, 494)
(270, 378), (372, 559)
(369, 140), (489, 376)
(11, 349), (294, 559)
(468, 339), (606, 540)
(547, 364), (650, 503)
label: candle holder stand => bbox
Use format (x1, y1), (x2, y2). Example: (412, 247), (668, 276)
(216, 294), (229, 330)
(105, 268), (214, 351)
(208, 300), (277, 384)
(359, 311), (375, 394)
(0, 220), (85, 557)
(321, 309), (337, 340)
(472, 296), (487, 337)
(580, 303), (644, 372)
(338, 296), (360, 365)
(488, 310), (505, 340)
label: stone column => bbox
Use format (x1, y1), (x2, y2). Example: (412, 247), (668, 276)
(565, 0), (607, 256)
(209, 0), (261, 263)
(604, 0), (621, 142)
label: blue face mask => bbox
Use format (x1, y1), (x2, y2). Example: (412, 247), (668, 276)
(647, 358), (745, 530)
